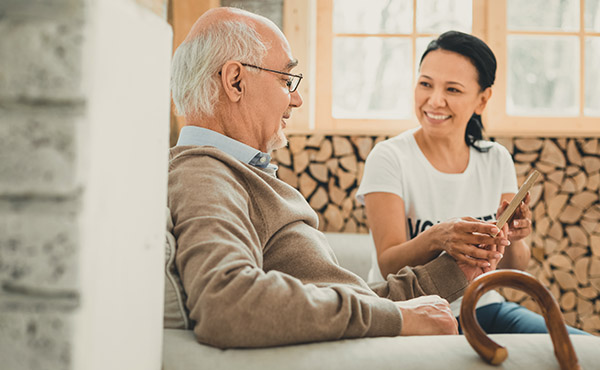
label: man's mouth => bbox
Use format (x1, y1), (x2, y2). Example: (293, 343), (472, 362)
(425, 112), (451, 120)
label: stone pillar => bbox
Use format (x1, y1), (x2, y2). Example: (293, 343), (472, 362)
(0, 1), (171, 369)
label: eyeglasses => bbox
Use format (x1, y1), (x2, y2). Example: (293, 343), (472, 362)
(241, 63), (303, 93)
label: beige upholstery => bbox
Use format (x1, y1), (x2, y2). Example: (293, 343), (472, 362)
(163, 330), (600, 370)
(162, 215), (600, 369)
(164, 208), (190, 329)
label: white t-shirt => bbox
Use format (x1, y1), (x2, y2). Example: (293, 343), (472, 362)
(356, 128), (518, 316)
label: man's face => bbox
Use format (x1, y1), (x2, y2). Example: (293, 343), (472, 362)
(244, 27), (303, 153)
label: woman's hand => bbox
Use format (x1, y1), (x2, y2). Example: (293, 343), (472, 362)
(429, 217), (509, 268)
(497, 192), (532, 243)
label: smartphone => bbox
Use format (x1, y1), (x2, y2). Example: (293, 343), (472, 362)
(492, 170), (541, 237)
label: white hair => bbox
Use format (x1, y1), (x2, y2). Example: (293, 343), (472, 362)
(171, 19), (268, 119)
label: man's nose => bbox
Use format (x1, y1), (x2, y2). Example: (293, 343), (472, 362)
(290, 89), (303, 108)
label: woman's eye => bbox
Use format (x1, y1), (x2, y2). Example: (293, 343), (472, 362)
(448, 87), (461, 93)
(419, 81), (431, 88)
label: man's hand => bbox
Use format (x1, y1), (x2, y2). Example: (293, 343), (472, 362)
(396, 295), (458, 335)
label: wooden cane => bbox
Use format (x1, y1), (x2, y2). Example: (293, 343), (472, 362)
(460, 270), (580, 370)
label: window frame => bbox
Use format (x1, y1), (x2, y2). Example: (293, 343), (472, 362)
(284, 0), (600, 137)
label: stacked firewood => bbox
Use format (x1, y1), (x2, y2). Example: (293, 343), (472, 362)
(272, 135), (600, 335)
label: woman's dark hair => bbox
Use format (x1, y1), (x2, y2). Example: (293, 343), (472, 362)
(419, 31), (497, 152)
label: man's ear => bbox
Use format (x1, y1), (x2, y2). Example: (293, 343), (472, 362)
(220, 61), (245, 102)
(474, 87), (492, 115)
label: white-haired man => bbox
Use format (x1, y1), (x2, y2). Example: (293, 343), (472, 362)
(168, 7), (503, 349)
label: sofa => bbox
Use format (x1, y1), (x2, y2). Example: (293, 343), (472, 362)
(163, 229), (600, 369)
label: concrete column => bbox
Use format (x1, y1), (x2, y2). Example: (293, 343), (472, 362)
(0, 1), (171, 369)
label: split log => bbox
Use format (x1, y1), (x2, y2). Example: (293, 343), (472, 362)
(328, 179), (346, 206)
(592, 235), (600, 256)
(306, 134), (324, 148)
(514, 138), (543, 152)
(315, 139), (332, 162)
(339, 155), (358, 173)
(566, 140), (582, 165)
(580, 139), (598, 154)
(554, 270), (578, 290)
(590, 257), (600, 277)
(338, 170), (355, 190)
(566, 246), (587, 262)
(309, 186), (328, 210)
(577, 298), (593, 316)
(351, 136), (373, 161)
(582, 156), (600, 173)
(547, 194), (568, 220)
(571, 191), (598, 210)
(293, 151), (309, 174)
(548, 221), (564, 241)
(332, 136), (353, 156)
(560, 291), (576, 311)
(547, 170), (565, 185)
(325, 158), (339, 174)
(288, 136), (306, 154)
(343, 217), (358, 233)
(540, 140), (566, 168)
(309, 163), (329, 183)
(277, 166), (297, 188)
(586, 172), (599, 191)
(536, 162), (557, 174)
(548, 254), (572, 270)
(275, 147), (292, 166)
(299, 172), (317, 198)
(574, 257), (590, 285)
(566, 226), (588, 246)
(324, 204), (344, 231)
(578, 286), (598, 300)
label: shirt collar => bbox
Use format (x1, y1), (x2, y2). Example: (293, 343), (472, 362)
(176, 126), (277, 171)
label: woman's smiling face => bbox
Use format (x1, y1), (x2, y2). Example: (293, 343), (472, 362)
(414, 49), (491, 140)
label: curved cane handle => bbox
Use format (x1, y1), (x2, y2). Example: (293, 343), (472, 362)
(460, 270), (580, 370)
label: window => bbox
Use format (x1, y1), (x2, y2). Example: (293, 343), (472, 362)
(284, 0), (600, 136)
(486, 0), (600, 136)
(316, 0), (475, 133)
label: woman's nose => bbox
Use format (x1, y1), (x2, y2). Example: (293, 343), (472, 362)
(428, 89), (446, 108)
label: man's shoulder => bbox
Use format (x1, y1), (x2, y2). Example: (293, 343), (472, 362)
(169, 145), (248, 173)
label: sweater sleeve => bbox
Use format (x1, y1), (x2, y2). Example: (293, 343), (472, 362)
(370, 253), (469, 303)
(168, 152), (403, 348)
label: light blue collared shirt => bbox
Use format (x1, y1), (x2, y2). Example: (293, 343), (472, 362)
(176, 126), (278, 172)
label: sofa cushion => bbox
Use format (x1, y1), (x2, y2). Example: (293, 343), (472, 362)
(163, 329), (600, 370)
(164, 207), (190, 329)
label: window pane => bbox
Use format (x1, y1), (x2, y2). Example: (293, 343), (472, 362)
(333, 0), (412, 34)
(416, 0), (472, 33)
(332, 37), (412, 119)
(508, 0), (579, 31)
(507, 36), (579, 116)
(415, 36), (436, 75)
(585, 37), (600, 116)
(586, 0), (600, 31)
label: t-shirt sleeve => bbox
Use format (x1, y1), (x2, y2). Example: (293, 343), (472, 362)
(356, 142), (405, 205)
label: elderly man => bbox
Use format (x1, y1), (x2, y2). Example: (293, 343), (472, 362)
(168, 7), (503, 349)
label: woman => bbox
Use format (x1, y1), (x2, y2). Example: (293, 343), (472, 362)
(357, 31), (586, 334)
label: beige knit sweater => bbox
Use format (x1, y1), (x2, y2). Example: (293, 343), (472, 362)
(168, 146), (468, 348)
